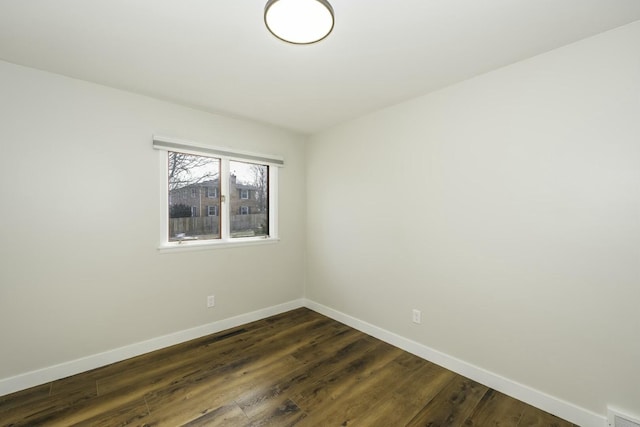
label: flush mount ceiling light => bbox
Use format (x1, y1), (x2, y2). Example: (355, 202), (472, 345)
(264, 0), (334, 45)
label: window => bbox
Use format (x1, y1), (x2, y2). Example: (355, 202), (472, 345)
(154, 136), (282, 248)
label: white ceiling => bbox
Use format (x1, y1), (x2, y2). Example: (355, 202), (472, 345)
(1, 1), (639, 134)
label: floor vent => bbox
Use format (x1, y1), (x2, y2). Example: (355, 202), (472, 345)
(608, 408), (640, 427)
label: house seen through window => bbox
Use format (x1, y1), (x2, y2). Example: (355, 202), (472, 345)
(167, 151), (269, 243)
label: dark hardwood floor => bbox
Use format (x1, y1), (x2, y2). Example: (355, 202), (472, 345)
(0, 308), (578, 426)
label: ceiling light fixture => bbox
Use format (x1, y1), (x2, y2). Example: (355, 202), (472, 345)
(264, 0), (334, 45)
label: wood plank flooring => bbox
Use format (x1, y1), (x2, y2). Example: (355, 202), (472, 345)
(0, 308), (578, 426)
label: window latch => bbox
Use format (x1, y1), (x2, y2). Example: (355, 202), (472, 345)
(221, 195), (226, 203)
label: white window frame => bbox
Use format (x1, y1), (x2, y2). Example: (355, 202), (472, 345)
(154, 135), (281, 251)
(207, 205), (218, 217)
(240, 189), (249, 200)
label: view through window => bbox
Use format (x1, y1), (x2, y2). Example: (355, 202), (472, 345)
(167, 152), (269, 243)
(230, 160), (269, 238)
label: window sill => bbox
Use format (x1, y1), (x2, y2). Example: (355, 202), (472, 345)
(157, 237), (280, 253)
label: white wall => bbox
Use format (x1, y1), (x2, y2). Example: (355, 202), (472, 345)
(306, 21), (640, 419)
(1, 19), (638, 424)
(0, 60), (306, 381)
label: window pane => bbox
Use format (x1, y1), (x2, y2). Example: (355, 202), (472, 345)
(168, 152), (220, 242)
(229, 160), (268, 238)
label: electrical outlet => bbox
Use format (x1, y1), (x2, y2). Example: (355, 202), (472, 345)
(412, 309), (421, 324)
(207, 295), (215, 308)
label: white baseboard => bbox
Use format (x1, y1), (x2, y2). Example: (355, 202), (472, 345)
(0, 299), (305, 397)
(0, 297), (607, 427)
(303, 299), (606, 427)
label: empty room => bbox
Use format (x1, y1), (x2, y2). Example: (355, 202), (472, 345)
(0, 1), (639, 426)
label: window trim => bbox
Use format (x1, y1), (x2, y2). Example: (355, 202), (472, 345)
(155, 136), (281, 251)
(153, 135), (284, 167)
